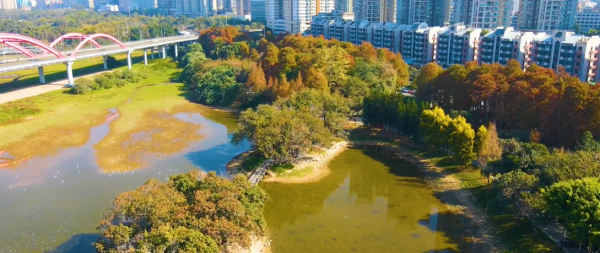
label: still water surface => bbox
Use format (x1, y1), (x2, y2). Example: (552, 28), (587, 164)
(261, 148), (462, 253)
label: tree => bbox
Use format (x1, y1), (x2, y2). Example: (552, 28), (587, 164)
(474, 125), (488, 159)
(250, 49), (260, 61)
(577, 131), (600, 152)
(234, 105), (333, 164)
(304, 67), (328, 91)
(314, 46), (351, 86)
(450, 116), (476, 166)
(246, 64), (267, 92)
(492, 170), (540, 220)
(543, 178), (600, 253)
(261, 42), (279, 78)
(95, 171), (269, 252)
(414, 63), (443, 101)
(419, 107), (453, 151)
(194, 66), (241, 106)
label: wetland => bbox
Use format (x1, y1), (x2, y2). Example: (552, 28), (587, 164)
(0, 61), (468, 253)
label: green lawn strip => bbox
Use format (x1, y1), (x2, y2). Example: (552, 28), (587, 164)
(0, 51), (148, 93)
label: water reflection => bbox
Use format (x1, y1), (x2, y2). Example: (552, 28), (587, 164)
(261, 148), (461, 253)
(0, 111), (248, 253)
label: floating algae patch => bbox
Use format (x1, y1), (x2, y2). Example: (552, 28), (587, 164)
(0, 113), (105, 162)
(94, 109), (204, 173)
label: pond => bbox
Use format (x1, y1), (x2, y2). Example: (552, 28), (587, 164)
(261, 148), (466, 253)
(0, 108), (249, 253)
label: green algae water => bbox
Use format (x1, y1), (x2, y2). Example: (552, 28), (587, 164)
(261, 148), (465, 253)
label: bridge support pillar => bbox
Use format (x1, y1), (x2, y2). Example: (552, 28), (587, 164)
(66, 61), (74, 85)
(127, 50), (132, 70)
(143, 49), (148, 65)
(174, 44), (178, 59)
(162, 46), (166, 59)
(102, 56), (108, 70)
(38, 66), (45, 84)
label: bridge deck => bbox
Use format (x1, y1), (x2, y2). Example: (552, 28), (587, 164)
(0, 35), (197, 73)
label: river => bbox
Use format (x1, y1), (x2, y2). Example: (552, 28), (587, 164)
(0, 109), (465, 253)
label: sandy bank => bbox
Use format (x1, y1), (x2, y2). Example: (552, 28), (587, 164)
(227, 236), (271, 253)
(261, 141), (348, 184)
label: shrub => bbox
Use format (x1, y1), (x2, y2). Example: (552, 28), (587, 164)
(151, 59), (178, 71)
(71, 77), (94, 94)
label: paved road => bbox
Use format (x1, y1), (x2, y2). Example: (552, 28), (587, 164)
(0, 71), (109, 104)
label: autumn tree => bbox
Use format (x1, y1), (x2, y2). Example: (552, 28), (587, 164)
(95, 171), (268, 253)
(246, 64), (267, 92)
(304, 67), (328, 92)
(261, 42), (280, 78)
(415, 63), (443, 101)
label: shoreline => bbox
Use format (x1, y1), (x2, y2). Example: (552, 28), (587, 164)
(261, 141), (348, 184)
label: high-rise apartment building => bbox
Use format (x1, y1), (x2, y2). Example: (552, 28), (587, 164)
(335, 0), (351, 13)
(452, 0), (513, 28)
(1, 0), (18, 9)
(250, 0), (266, 22)
(396, 0), (451, 26)
(317, 0), (334, 13)
(266, 0), (334, 34)
(311, 18), (600, 83)
(517, 0), (578, 31)
(355, 0), (396, 22)
(231, 0), (250, 15)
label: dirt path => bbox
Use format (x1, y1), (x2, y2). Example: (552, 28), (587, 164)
(0, 71), (111, 104)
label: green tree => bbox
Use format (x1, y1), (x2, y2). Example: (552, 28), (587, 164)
(450, 116), (476, 166)
(543, 178), (600, 253)
(577, 131), (600, 152)
(194, 66), (241, 106)
(419, 107), (453, 151)
(314, 46), (351, 86)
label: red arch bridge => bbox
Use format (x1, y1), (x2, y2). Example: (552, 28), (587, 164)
(0, 32), (197, 85)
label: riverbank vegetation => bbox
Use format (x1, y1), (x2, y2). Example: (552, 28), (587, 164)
(95, 170), (269, 253)
(71, 69), (146, 94)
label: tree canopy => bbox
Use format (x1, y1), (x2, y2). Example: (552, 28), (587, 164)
(95, 171), (269, 253)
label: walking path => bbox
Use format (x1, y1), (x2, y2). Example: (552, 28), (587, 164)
(0, 71), (110, 104)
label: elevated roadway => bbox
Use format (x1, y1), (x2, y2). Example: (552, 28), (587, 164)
(0, 35), (197, 85)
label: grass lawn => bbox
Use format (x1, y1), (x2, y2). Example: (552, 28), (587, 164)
(348, 127), (563, 253)
(0, 50), (150, 93)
